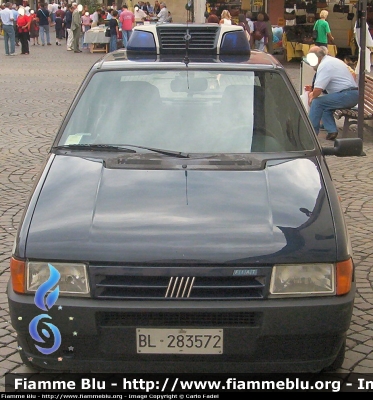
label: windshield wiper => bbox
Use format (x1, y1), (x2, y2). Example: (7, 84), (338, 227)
(54, 144), (137, 153)
(55, 143), (190, 158)
(121, 144), (190, 158)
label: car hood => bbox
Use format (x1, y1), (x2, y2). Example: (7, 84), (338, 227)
(25, 155), (336, 263)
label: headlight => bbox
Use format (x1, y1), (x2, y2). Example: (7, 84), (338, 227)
(26, 262), (90, 297)
(270, 263), (335, 297)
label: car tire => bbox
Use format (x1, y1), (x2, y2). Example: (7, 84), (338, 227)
(322, 339), (346, 372)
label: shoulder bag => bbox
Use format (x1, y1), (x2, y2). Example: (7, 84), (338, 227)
(312, 20), (318, 40)
(284, 10), (296, 20)
(40, 9), (52, 26)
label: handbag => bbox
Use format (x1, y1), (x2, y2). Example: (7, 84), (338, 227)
(40, 9), (52, 26)
(302, 29), (314, 44)
(333, 4), (349, 13)
(296, 15), (307, 24)
(284, 10), (296, 20)
(253, 30), (263, 41)
(284, 25), (303, 42)
(296, 0), (307, 9)
(105, 27), (111, 37)
(306, 3), (317, 13)
(312, 21), (318, 40)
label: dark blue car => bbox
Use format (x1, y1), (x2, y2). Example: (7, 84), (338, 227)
(7, 24), (362, 373)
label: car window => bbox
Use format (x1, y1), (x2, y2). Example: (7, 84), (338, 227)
(59, 70), (314, 154)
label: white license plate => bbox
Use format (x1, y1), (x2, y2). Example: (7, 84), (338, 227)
(136, 328), (223, 354)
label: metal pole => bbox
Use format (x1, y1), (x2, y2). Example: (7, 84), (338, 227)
(194, 0), (205, 23)
(357, 0), (367, 141)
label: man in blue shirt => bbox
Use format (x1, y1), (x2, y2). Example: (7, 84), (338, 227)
(0, 2), (16, 55)
(36, 2), (52, 46)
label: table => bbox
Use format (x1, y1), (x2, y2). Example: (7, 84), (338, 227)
(84, 28), (110, 53)
(301, 43), (337, 58)
(282, 34), (337, 62)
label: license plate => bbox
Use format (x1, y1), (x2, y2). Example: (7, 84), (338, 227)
(136, 328), (223, 354)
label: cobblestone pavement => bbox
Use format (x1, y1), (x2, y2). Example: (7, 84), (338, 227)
(1, 38), (373, 389)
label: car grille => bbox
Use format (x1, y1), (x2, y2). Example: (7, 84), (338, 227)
(157, 26), (218, 52)
(97, 311), (261, 327)
(90, 266), (271, 300)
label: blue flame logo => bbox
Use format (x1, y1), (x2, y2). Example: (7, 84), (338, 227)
(34, 264), (60, 311)
(29, 314), (62, 354)
(29, 264), (62, 355)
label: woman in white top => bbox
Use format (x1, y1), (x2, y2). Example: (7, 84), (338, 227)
(219, 10), (232, 25)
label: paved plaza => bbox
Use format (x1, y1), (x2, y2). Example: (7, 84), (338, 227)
(0, 35), (373, 388)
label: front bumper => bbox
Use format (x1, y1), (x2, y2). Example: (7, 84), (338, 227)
(8, 281), (355, 373)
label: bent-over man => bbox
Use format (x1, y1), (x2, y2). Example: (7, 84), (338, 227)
(307, 46), (359, 140)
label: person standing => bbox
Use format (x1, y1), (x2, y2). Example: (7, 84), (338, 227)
(307, 46), (358, 141)
(11, 4), (20, 47)
(48, 1), (53, 24)
(313, 9), (334, 47)
(106, 7), (113, 20)
(17, 6), (31, 55)
(245, 11), (254, 35)
(263, 12), (273, 54)
(119, 4), (134, 48)
(91, 7), (100, 28)
(64, 3), (73, 51)
(147, 2), (154, 15)
(109, 9), (119, 52)
(51, 0), (59, 25)
(81, 11), (91, 50)
(219, 10), (232, 25)
(98, 9), (107, 25)
(134, 5), (147, 24)
(253, 12), (269, 51)
(207, 12), (219, 23)
(156, 2), (168, 24)
(139, 1), (148, 14)
(36, 2), (51, 46)
(54, 6), (65, 46)
(238, 13), (250, 40)
(71, 3), (81, 53)
(153, 0), (161, 15)
(29, 9), (39, 45)
(0, 2), (16, 55)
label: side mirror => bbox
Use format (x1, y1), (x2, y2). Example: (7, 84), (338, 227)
(322, 138), (364, 157)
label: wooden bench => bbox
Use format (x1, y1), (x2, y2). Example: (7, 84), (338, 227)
(334, 74), (373, 136)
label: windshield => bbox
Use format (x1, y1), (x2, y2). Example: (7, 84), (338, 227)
(58, 69), (314, 154)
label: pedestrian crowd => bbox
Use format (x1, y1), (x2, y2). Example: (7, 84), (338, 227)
(1, 3), (277, 56)
(206, 7), (274, 53)
(0, 1), (172, 55)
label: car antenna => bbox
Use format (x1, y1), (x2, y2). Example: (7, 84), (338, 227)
(183, 2), (192, 85)
(185, 170), (189, 205)
(183, 29), (190, 67)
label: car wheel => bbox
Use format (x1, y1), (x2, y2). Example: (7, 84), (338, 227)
(322, 339), (346, 372)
